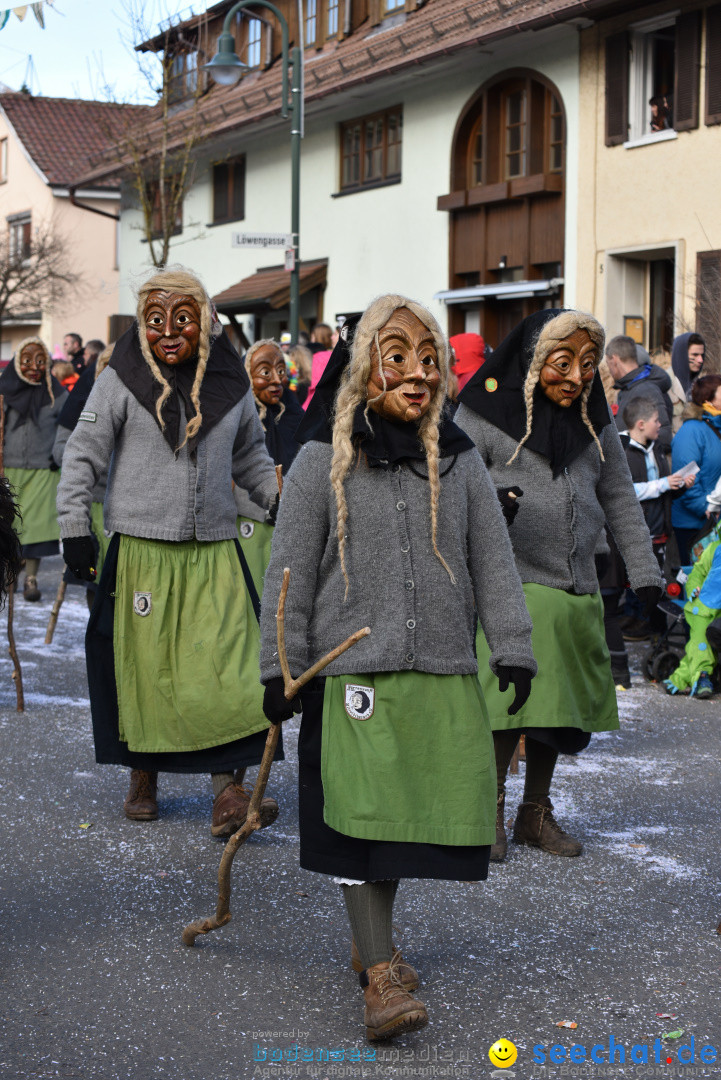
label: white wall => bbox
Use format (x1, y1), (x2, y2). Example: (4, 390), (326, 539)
(118, 26), (580, 334)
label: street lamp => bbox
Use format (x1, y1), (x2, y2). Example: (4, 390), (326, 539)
(204, 0), (302, 342)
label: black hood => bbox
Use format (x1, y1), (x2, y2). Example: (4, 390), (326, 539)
(458, 309), (611, 476)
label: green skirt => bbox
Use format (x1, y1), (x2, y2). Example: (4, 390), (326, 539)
(321, 671), (496, 846)
(113, 536), (267, 754)
(5, 467), (60, 546)
(236, 516), (274, 598)
(476, 583), (619, 733)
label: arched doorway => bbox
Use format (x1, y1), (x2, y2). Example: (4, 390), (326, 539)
(437, 70), (566, 347)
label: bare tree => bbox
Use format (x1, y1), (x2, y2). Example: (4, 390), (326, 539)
(0, 222), (82, 341)
(100, 1), (209, 268)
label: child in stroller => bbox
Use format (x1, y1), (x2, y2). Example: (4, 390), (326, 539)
(663, 533), (721, 697)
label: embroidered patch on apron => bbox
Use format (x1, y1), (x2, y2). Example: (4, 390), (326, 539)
(239, 521), (255, 539)
(344, 683), (375, 720)
(79, 410), (97, 422)
(133, 591), (152, 616)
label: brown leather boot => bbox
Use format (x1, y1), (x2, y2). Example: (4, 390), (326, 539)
(512, 796), (582, 857)
(123, 770), (158, 820)
(351, 940), (419, 991)
(23, 575), (41, 602)
(210, 782), (279, 837)
(361, 958), (428, 1041)
(490, 789), (507, 863)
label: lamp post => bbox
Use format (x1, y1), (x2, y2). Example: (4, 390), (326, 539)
(204, 0), (303, 342)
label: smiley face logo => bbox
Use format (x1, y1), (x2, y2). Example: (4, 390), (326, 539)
(488, 1039), (517, 1069)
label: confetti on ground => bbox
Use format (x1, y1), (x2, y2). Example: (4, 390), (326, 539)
(656, 1013), (679, 1019)
(78, 823), (93, 830)
(555, 1021), (578, 1029)
(663, 1030), (685, 1040)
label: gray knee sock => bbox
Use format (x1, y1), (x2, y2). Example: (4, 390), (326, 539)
(24, 558), (40, 577)
(341, 881), (398, 970)
(211, 772), (234, 798)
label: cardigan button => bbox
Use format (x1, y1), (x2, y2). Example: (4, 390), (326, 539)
(396, 500), (406, 511)
(405, 652), (414, 663)
(405, 580), (414, 590)
(400, 544), (410, 554)
(406, 619), (416, 630)
(393, 463), (401, 473)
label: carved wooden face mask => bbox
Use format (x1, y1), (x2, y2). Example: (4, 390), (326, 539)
(366, 307), (441, 423)
(538, 328), (599, 408)
(19, 342), (47, 383)
(143, 290), (201, 367)
(250, 344), (286, 406)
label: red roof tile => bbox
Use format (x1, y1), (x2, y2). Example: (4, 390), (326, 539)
(0, 92), (150, 188)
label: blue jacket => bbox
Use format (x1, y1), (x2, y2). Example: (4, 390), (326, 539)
(671, 408), (721, 530)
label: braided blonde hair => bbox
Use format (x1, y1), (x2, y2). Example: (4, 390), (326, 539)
(244, 338), (286, 426)
(136, 266), (221, 450)
(330, 294), (455, 600)
(14, 337), (54, 405)
(506, 310), (606, 466)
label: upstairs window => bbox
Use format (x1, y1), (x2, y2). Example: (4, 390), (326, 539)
(305, 0), (317, 45)
(327, 0), (339, 37)
(340, 107), (403, 192)
(462, 76), (564, 189)
(605, 11), (701, 146)
(385, 0), (405, 11)
(7, 212), (31, 260)
(168, 51), (198, 104)
(247, 17), (262, 68)
(0, 138), (7, 183)
(212, 157), (246, 224)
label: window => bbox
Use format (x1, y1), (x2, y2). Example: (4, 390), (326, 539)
(327, 0), (339, 37)
(0, 138), (7, 183)
(212, 157), (246, 224)
(628, 17), (676, 141)
(7, 212), (31, 261)
(168, 51), (198, 104)
(463, 76), (564, 188)
(247, 17), (261, 68)
(339, 107), (403, 192)
(305, 0), (317, 46)
(149, 183), (182, 240)
(605, 12), (701, 146)
(385, 0), (405, 11)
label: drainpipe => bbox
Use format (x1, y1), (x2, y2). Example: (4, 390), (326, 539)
(68, 186), (120, 222)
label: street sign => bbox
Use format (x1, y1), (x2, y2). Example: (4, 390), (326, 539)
(231, 231), (293, 249)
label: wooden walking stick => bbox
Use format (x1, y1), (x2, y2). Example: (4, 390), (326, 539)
(45, 579), (67, 644)
(182, 567), (370, 946)
(0, 395), (23, 712)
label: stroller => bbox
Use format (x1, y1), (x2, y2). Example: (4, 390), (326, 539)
(644, 519), (721, 685)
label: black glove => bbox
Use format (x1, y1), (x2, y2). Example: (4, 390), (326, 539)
(267, 492), (280, 526)
(635, 585), (663, 618)
(62, 536), (97, 582)
(496, 486), (523, 526)
(262, 676), (301, 725)
(497, 666), (533, 716)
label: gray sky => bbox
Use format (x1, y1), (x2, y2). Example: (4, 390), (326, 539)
(0, 0), (204, 103)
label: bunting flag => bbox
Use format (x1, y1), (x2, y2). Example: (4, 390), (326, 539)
(0, 0), (53, 27)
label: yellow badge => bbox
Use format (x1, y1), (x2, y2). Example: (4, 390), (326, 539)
(485, 377), (498, 392)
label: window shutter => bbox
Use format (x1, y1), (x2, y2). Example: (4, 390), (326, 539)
(705, 5), (721, 124)
(213, 163), (228, 222)
(674, 10), (701, 131)
(604, 31), (629, 146)
(231, 158), (245, 220)
(696, 250), (721, 369)
(368, 0), (381, 27)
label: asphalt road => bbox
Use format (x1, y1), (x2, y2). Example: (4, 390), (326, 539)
(0, 556), (719, 1080)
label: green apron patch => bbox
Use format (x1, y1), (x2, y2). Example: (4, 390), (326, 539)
(321, 671), (496, 847)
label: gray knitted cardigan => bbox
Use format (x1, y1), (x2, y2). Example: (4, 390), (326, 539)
(259, 443), (536, 683)
(454, 404), (663, 595)
(56, 367), (278, 542)
(3, 390), (68, 470)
